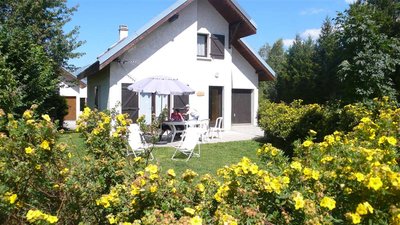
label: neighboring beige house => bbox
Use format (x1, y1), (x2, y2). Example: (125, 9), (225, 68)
(60, 68), (87, 129)
(77, 0), (275, 130)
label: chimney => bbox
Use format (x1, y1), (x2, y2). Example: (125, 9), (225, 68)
(119, 25), (128, 40)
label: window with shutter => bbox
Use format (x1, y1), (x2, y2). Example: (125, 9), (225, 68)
(210, 34), (225, 59)
(121, 83), (139, 122)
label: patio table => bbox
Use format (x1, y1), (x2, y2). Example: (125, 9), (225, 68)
(163, 120), (202, 142)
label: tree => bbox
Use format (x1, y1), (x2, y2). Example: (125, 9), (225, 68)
(335, 4), (400, 103)
(277, 35), (318, 103)
(258, 39), (286, 102)
(314, 17), (341, 103)
(0, 0), (83, 117)
(258, 43), (271, 62)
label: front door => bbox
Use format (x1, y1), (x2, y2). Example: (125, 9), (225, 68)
(209, 86), (223, 126)
(232, 89), (252, 123)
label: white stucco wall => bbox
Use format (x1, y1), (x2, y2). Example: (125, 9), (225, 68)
(101, 0), (260, 129)
(231, 47), (259, 125)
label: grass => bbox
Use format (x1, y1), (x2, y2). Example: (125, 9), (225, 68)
(59, 132), (265, 176)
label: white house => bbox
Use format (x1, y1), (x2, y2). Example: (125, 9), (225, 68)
(77, 0), (275, 130)
(60, 68), (87, 129)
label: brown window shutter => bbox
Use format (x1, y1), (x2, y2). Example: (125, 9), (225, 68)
(173, 95), (189, 111)
(210, 34), (225, 59)
(121, 83), (139, 122)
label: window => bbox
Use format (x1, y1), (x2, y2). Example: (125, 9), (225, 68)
(94, 86), (99, 109)
(80, 98), (86, 111)
(210, 34), (225, 59)
(197, 34), (207, 57)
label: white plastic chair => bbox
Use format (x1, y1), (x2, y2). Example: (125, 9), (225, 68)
(127, 124), (154, 160)
(209, 117), (223, 139)
(171, 128), (201, 161)
(199, 119), (210, 142)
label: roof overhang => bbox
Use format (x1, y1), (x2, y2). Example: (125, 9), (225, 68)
(61, 68), (87, 88)
(233, 39), (275, 81)
(208, 0), (257, 39)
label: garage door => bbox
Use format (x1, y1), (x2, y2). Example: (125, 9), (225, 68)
(232, 89), (252, 123)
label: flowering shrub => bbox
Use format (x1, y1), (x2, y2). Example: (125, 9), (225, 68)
(258, 99), (377, 155)
(73, 107), (146, 223)
(1, 98), (399, 224)
(98, 97), (399, 224)
(0, 105), (73, 223)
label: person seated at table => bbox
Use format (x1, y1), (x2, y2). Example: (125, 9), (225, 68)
(159, 109), (184, 140)
(184, 104), (199, 120)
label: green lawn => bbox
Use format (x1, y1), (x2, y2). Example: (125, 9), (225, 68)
(59, 133), (265, 176)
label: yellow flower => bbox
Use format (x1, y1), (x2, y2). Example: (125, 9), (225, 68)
(387, 136), (397, 146)
(292, 192), (305, 210)
(302, 140), (313, 148)
(130, 186), (140, 196)
(360, 117), (371, 123)
(290, 161), (302, 171)
(184, 207), (196, 215)
(83, 107), (91, 117)
(107, 214), (117, 224)
(367, 176), (383, 191)
(353, 172), (365, 182)
(145, 164), (158, 174)
(35, 164), (41, 170)
(325, 135), (335, 145)
(196, 183), (205, 193)
(25, 147), (34, 154)
(23, 110), (32, 119)
(40, 140), (50, 150)
(26, 209), (42, 223)
(46, 215), (58, 224)
(27, 119), (35, 125)
(41, 114), (51, 122)
(190, 215), (202, 225)
(150, 185), (158, 193)
(270, 148), (279, 156)
(9, 193), (17, 204)
(311, 170), (320, 180)
(167, 169), (176, 178)
(347, 212), (361, 224)
(356, 202), (374, 215)
(320, 196), (336, 210)
(320, 156), (334, 163)
(309, 129), (317, 136)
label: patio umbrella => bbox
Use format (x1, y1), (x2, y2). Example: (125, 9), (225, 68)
(127, 76), (195, 95)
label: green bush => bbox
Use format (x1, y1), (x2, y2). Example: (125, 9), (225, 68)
(257, 99), (375, 155)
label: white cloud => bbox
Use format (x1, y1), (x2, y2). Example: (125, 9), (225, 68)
(282, 28), (321, 48)
(300, 8), (327, 16)
(345, 0), (357, 4)
(282, 39), (295, 48)
(301, 28), (321, 40)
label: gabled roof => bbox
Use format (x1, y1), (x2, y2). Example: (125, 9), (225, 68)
(77, 0), (274, 81)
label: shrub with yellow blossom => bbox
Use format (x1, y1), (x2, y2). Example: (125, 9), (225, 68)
(0, 105), (74, 223)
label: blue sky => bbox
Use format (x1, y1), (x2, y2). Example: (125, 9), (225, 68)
(65, 0), (355, 68)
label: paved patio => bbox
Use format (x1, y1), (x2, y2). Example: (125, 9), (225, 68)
(156, 125), (265, 147)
